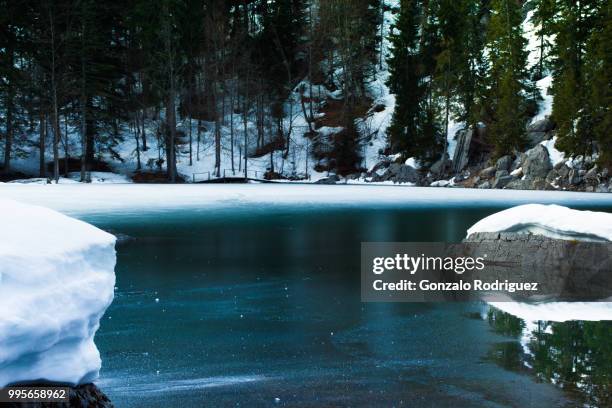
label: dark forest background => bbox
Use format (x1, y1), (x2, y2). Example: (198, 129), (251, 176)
(0, 0), (609, 182)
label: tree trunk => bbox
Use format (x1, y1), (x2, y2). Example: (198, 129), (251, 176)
(3, 45), (15, 174)
(3, 93), (13, 174)
(141, 109), (147, 151)
(197, 119), (201, 161)
(135, 115), (142, 171)
(189, 117), (193, 166)
(80, 98), (89, 182)
(64, 114), (69, 177)
(214, 117), (221, 177)
(243, 72), (249, 178)
(52, 104), (60, 183)
(230, 83), (235, 174)
(166, 92), (177, 183)
(39, 112), (46, 178)
(49, 7), (60, 183)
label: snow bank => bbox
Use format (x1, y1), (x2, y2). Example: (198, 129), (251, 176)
(0, 199), (116, 387)
(467, 204), (612, 242)
(488, 301), (612, 322)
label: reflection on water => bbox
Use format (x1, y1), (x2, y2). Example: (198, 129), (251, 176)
(486, 307), (611, 407)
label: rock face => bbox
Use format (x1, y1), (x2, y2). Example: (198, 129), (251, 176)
(492, 174), (513, 189)
(480, 166), (496, 179)
(2, 383), (114, 408)
(452, 128), (473, 173)
(525, 118), (555, 147)
(315, 174), (340, 184)
(499, 145), (554, 190)
(371, 163), (419, 183)
(495, 155), (512, 172)
(522, 145), (552, 179)
(460, 231), (612, 302)
(528, 118), (555, 133)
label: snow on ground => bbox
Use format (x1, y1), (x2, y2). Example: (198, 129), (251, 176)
(0, 199), (116, 387)
(540, 136), (564, 166)
(467, 204), (612, 241)
(1, 184), (611, 217)
(531, 76), (553, 124)
(489, 301), (612, 322)
(5, 172), (133, 185)
(67, 172), (133, 184)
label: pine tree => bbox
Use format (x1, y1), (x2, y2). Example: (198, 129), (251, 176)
(583, 1), (611, 166)
(387, 0), (441, 162)
(531, 0), (556, 80)
(552, 0), (601, 157)
(432, 0), (474, 172)
(66, 0), (125, 181)
(485, 0), (531, 156)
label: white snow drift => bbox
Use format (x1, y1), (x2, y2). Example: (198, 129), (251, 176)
(0, 199), (116, 387)
(467, 203), (612, 242)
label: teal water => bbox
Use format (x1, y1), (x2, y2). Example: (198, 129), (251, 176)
(87, 204), (612, 407)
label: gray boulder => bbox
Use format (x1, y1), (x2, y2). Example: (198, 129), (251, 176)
(568, 168), (582, 185)
(495, 169), (509, 179)
(504, 178), (531, 190)
(315, 175), (340, 184)
(480, 166), (497, 178)
(585, 166), (598, 183)
(528, 118), (555, 133)
(510, 156), (522, 172)
(504, 177), (550, 191)
(477, 180), (491, 189)
(429, 157), (448, 176)
(375, 163), (419, 184)
(496, 155), (513, 172)
(493, 175), (514, 189)
(546, 169), (558, 184)
(556, 163), (570, 179)
(395, 164), (419, 183)
(523, 145), (552, 179)
(527, 131), (549, 147)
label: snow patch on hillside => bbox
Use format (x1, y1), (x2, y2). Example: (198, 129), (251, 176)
(0, 199), (116, 387)
(540, 136), (565, 166)
(531, 75), (553, 124)
(467, 204), (612, 242)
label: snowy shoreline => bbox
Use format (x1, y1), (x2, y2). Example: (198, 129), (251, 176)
(1, 183), (612, 217)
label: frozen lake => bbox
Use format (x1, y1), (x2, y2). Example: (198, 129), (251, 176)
(1, 185), (610, 406)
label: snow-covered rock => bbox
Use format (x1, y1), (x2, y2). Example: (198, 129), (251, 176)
(467, 204), (612, 242)
(0, 199), (116, 387)
(469, 204), (612, 321)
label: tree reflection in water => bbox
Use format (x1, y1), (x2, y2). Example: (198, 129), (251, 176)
(486, 307), (611, 407)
